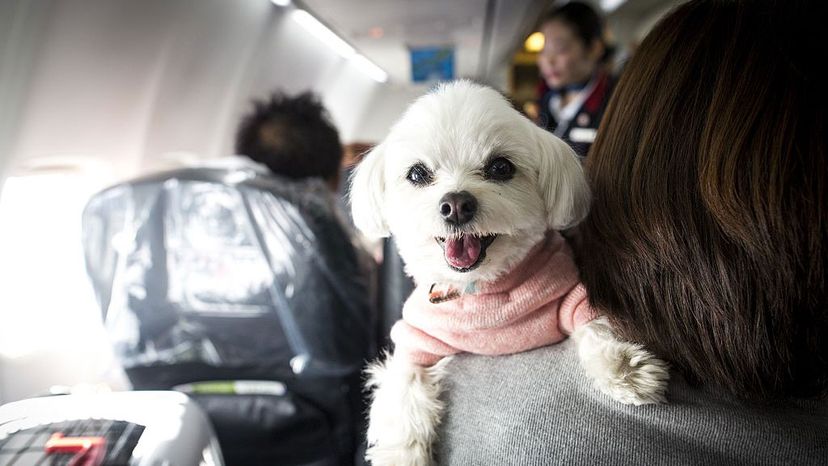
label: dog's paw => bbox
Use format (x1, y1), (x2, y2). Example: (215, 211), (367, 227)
(365, 352), (452, 466)
(573, 317), (670, 405)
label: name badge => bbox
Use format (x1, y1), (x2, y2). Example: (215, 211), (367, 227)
(569, 127), (597, 143)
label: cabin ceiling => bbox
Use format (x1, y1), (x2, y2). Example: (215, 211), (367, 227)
(302, 0), (548, 85)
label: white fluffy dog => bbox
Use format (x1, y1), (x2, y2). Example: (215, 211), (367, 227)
(350, 81), (669, 466)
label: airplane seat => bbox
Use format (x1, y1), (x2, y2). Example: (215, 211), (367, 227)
(81, 166), (377, 466)
(377, 237), (415, 345)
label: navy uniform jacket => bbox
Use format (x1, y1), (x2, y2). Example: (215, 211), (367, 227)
(538, 71), (615, 158)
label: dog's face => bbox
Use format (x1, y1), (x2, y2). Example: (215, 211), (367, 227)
(350, 81), (589, 286)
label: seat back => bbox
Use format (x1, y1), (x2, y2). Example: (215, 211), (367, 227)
(82, 165), (376, 465)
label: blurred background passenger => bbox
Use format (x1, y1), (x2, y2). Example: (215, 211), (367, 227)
(83, 91), (377, 465)
(235, 92), (345, 192)
(537, 1), (615, 157)
(338, 141), (376, 236)
(435, 0), (827, 463)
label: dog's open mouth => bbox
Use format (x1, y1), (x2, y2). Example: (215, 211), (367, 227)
(435, 234), (497, 272)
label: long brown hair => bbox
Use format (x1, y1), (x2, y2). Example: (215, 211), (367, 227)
(579, 0), (827, 399)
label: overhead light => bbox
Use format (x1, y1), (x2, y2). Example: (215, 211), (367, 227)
(291, 9), (355, 59)
(352, 54), (388, 83)
(291, 9), (389, 83)
(271, 0), (291, 6)
(524, 32), (544, 52)
(600, 0), (627, 12)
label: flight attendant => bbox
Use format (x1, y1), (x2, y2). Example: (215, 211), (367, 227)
(537, 1), (614, 158)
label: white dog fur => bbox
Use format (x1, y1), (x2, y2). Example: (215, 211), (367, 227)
(350, 81), (669, 466)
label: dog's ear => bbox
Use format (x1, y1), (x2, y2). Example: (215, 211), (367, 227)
(349, 143), (391, 238)
(533, 126), (591, 230)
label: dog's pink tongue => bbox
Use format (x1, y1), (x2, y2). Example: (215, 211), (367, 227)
(445, 236), (482, 269)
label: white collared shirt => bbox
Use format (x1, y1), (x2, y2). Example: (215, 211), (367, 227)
(547, 76), (599, 138)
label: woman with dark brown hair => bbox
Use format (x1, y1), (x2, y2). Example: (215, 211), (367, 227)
(433, 0), (827, 463)
(579, 0), (826, 402)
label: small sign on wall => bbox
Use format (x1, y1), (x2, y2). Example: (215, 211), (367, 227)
(410, 47), (454, 83)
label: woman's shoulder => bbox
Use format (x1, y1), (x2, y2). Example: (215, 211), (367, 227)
(437, 340), (828, 465)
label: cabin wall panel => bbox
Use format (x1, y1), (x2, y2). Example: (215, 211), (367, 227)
(2, 0), (390, 180)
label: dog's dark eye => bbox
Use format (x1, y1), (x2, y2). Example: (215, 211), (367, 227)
(484, 157), (515, 181)
(406, 163), (434, 186)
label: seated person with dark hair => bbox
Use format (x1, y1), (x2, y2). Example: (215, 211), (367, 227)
(83, 91), (377, 466)
(235, 91), (344, 191)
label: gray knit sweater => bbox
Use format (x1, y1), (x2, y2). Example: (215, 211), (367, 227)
(435, 339), (828, 465)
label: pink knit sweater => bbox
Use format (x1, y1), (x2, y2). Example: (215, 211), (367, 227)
(391, 231), (595, 366)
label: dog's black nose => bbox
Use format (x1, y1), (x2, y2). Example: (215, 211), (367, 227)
(439, 191), (477, 225)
